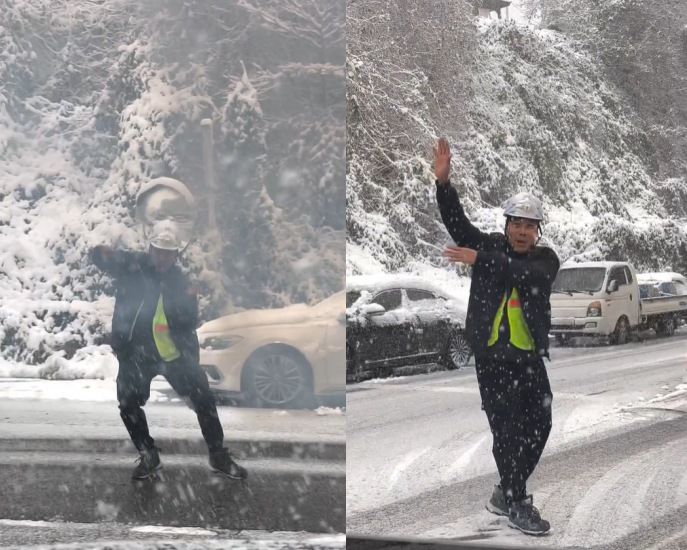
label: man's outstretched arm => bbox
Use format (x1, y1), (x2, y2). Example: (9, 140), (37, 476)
(90, 246), (144, 278)
(434, 137), (495, 251)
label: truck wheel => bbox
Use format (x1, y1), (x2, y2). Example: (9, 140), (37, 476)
(658, 317), (676, 337)
(610, 317), (629, 345)
(555, 334), (568, 347)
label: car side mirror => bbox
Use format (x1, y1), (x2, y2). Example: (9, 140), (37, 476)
(607, 280), (618, 293)
(362, 303), (386, 316)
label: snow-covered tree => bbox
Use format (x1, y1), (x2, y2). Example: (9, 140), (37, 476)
(0, 0), (344, 365)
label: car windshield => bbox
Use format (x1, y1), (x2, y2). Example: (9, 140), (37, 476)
(346, 291), (362, 307)
(553, 267), (607, 292)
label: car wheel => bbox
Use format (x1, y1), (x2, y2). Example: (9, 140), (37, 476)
(610, 317), (629, 345)
(243, 348), (314, 409)
(444, 330), (471, 369)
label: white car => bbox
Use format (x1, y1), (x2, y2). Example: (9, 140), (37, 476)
(197, 291), (345, 409)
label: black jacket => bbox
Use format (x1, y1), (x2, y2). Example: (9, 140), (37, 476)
(436, 183), (560, 359)
(90, 247), (200, 365)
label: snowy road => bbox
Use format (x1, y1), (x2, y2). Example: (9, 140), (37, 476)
(0, 519), (345, 549)
(346, 332), (687, 548)
(0, 379), (346, 539)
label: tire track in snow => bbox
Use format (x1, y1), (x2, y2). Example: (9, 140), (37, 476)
(443, 434), (490, 481)
(388, 447), (431, 489)
(347, 415), (686, 539)
(557, 437), (687, 548)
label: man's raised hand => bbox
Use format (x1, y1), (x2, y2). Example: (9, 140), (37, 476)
(443, 246), (477, 266)
(433, 137), (452, 185)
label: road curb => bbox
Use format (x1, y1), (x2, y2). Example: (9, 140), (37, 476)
(0, 450), (345, 533)
(0, 436), (346, 461)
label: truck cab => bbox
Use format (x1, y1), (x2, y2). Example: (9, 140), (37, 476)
(550, 261), (640, 345)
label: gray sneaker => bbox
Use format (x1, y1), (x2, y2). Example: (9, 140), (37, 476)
(508, 496), (551, 536)
(486, 484), (509, 516)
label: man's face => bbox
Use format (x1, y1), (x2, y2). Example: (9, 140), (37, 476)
(506, 217), (539, 253)
(149, 246), (178, 272)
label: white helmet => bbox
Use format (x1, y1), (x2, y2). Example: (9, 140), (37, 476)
(501, 192), (544, 222)
(148, 220), (181, 251)
(135, 177), (196, 251)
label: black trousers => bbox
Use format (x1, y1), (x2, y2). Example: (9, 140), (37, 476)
(116, 353), (224, 453)
(475, 355), (552, 504)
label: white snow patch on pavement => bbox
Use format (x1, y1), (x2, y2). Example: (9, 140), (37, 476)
(445, 434), (489, 480)
(365, 376), (408, 384)
(389, 447), (431, 489)
(95, 500), (120, 521)
(411, 385), (478, 395)
(131, 526), (217, 536)
(302, 534), (347, 545)
(647, 383), (687, 404)
(420, 510), (525, 544)
(0, 519), (56, 528)
(315, 406), (344, 415)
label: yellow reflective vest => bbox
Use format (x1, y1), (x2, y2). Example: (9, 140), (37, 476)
(487, 288), (535, 351)
(153, 294), (181, 362)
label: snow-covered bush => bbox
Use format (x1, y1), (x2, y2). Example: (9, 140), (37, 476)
(347, 12), (687, 281)
(0, 0), (344, 365)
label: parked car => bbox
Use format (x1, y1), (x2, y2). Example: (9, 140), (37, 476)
(346, 275), (470, 382)
(196, 291), (345, 409)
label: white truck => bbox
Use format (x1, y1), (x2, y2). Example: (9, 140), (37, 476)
(550, 261), (687, 345)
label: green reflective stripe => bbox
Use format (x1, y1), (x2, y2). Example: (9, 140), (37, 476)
(487, 288), (535, 351)
(488, 292), (508, 347)
(508, 288), (535, 350)
(153, 294), (181, 362)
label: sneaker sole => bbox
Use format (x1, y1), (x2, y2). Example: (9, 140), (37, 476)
(485, 501), (509, 517)
(507, 519), (552, 536)
(131, 465), (163, 481)
(211, 468), (247, 481)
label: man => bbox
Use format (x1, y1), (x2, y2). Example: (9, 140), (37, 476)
(433, 137), (559, 535)
(91, 228), (247, 481)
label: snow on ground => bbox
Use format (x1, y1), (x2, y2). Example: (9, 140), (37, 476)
(0, 345), (117, 380)
(347, 335), (687, 517)
(0, 518), (346, 541)
(0, 376), (175, 403)
(0, 342), (175, 403)
(314, 407), (344, 416)
(0, 519), (347, 550)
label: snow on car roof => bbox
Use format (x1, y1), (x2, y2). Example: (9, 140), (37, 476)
(347, 274), (446, 296)
(637, 272), (687, 283)
(559, 261), (627, 269)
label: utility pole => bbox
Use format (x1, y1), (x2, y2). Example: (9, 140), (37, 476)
(201, 118), (218, 236)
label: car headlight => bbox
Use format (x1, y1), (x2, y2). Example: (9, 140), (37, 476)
(200, 335), (243, 350)
(587, 301), (602, 317)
